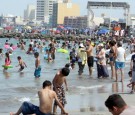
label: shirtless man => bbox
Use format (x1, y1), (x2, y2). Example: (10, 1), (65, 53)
(34, 52), (41, 78)
(10, 80), (68, 115)
(53, 67), (70, 114)
(86, 39), (94, 77)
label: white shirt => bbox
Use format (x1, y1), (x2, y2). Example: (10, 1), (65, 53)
(7, 47), (13, 52)
(121, 106), (135, 115)
(116, 47), (125, 62)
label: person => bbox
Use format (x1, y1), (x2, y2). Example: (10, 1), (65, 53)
(3, 52), (11, 71)
(77, 43), (87, 75)
(10, 80), (68, 115)
(20, 42), (26, 51)
(16, 56), (27, 72)
(0, 48), (4, 58)
(7, 44), (13, 54)
(49, 43), (56, 61)
(27, 44), (33, 54)
(115, 41), (126, 82)
(109, 40), (116, 79)
(34, 52), (41, 78)
(129, 47), (135, 93)
(96, 43), (109, 78)
(86, 39), (94, 77)
(105, 94), (135, 115)
(5, 40), (9, 45)
(53, 67), (70, 114)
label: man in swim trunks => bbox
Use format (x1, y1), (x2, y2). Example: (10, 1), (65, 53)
(86, 39), (94, 77)
(34, 52), (41, 78)
(53, 68), (70, 114)
(10, 80), (68, 115)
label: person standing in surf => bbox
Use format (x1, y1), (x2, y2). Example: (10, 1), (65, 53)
(3, 52), (11, 71)
(86, 39), (94, 77)
(34, 52), (41, 78)
(16, 56), (27, 72)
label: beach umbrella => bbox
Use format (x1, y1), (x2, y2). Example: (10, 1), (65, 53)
(24, 26), (32, 29)
(57, 25), (64, 29)
(4, 26), (13, 30)
(97, 29), (109, 35)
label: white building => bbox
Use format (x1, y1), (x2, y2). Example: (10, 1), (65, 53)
(24, 5), (36, 21)
(36, 0), (57, 22)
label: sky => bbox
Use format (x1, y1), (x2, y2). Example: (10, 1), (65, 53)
(0, 0), (134, 18)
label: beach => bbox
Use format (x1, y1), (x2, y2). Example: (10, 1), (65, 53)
(0, 38), (133, 115)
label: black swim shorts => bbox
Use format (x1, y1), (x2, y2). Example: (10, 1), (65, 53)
(87, 56), (94, 67)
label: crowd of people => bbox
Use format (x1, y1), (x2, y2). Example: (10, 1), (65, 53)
(0, 32), (135, 115)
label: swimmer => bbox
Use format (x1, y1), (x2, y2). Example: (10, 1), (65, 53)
(16, 56), (27, 72)
(0, 48), (4, 58)
(34, 52), (41, 78)
(3, 52), (11, 71)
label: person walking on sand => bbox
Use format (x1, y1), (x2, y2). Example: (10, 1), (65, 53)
(10, 80), (68, 115)
(53, 67), (70, 114)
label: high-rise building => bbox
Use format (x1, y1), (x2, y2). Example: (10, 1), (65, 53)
(36, 0), (57, 22)
(52, 0), (80, 27)
(24, 5), (36, 21)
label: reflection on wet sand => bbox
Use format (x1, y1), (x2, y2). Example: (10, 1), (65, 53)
(112, 82), (124, 93)
(3, 71), (10, 79)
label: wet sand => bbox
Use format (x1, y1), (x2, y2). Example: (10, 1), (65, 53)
(1, 80), (134, 115)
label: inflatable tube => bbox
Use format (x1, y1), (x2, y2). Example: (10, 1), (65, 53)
(4, 45), (9, 49)
(57, 49), (68, 54)
(2, 65), (13, 69)
(4, 45), (17, 50)
(44, 55), (48, 59)
(12, 46), (17, 50)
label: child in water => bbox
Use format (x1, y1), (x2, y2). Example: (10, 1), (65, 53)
(34, 52), (41, 78)
(3, 52), (11, 71)
(16, 56), (27, 72)
(0, 48), (4, 58)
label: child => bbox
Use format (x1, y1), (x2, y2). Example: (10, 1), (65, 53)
(16, 56), (27, 72)
(0, 48), (4, 58)
(27, 44), (33, 54)
(34, 52), (41, 78)
(53, 67), (70, 114)
(3, 52), (11, 71)
(127, 71), (132, 88)
(129, 51), (135, 93)
(65, 63), (72, 70)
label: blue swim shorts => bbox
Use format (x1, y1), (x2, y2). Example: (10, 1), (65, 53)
(34, 66), (41, 77)
(115, 61), (125, 69)
(21, 101), (51, 115)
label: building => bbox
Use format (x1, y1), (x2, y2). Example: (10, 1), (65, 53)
(52, 0), (80, 27)
(64, 16), (87, 29)
(24, 5), (36, 21)
(36, 0), (57, 22)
